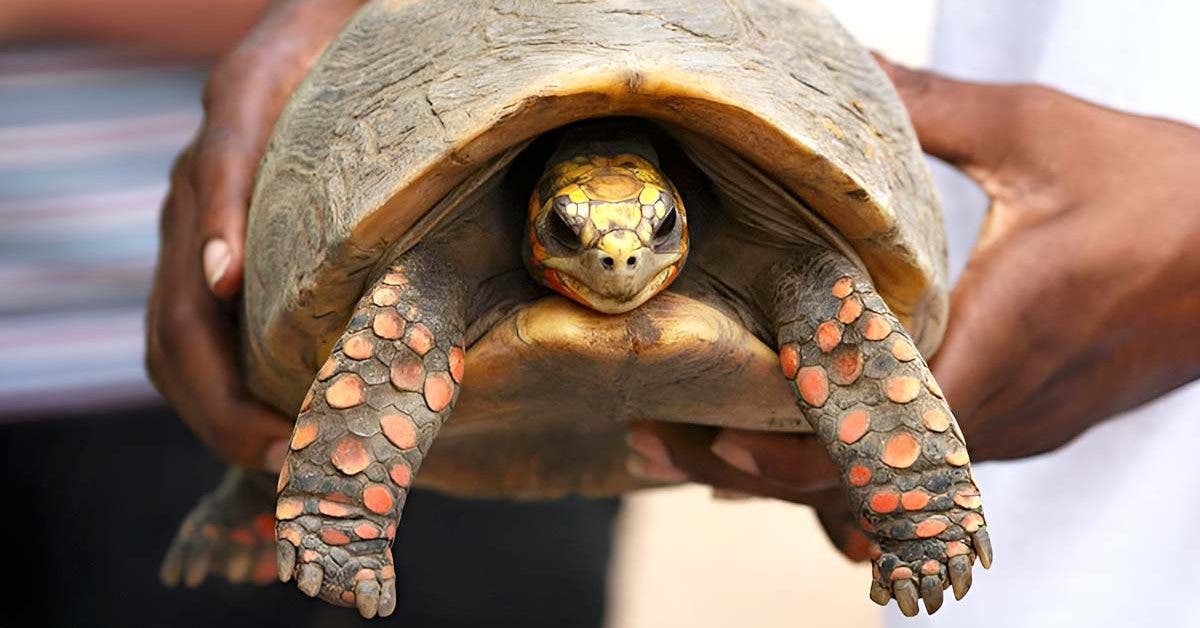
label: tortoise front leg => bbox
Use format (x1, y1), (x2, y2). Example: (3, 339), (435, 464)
(765, 244), (992, 616)
(275, 245), (467, 618)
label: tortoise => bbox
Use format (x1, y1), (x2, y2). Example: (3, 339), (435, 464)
(161, 0), (992, 619)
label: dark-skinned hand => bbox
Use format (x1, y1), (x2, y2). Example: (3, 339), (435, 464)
(626, 57), (1200, 536)
(146, 0), (364, 473)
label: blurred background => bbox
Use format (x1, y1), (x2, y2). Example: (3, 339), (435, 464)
(0, 1), (934, 626)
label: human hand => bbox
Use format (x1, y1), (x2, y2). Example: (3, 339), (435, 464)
(146, 0), (364, 472)
(627, 57), (1200, 506)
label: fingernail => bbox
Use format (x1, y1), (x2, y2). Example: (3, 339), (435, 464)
(626, 454), (688, 484)
(625, 429), (671, 467)
(203, 238), (231, 289)
(711, 437), (760, 476)
(263, 439), (288, 474)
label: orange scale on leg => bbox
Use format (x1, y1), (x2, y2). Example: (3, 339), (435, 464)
(960, 512), (985, 533)
(838, 409), (871, 444)
(926, 376), (945, 399)
(331, 436), (372, 475)
(945, 447), (970, 467)
(276, 498), (304, 520)
(342, 334), (374, 360)
(945, 541), (970, 557)
(317, 357), (338, 381)
(885, 376), (922, 403)
(830, 346), (864, 386)
(890, 566), (914, 581)
(380, 413), (417, 449)
(848, 464), (872, 487)
(320, 528), (351, 546)
(837, 295), (864, 324)
(389, 462), (412, 487)
(325, 374), (365, 409)
(891, 337), (919, 362)
(405, 323), (435, 355)
(882, 432), (921, 469)
(424, 372), (456, 412)
(779, 344), (801, 379)
(363, 485), (394, 515)
(953, 488), (982, 509)
(922, 409), (950, 432)
(831, 276), (854, 299)
(796, 366), (829, 407)
(372, 310), (406, 340)
(318, 499), (354, 517)
(901, 490), (930, 511)
(815, 321), (842, 353)
(390, 356), (424, 392)
(371, 286), (401, 307)
(278, 527), (302, 546)
(448, 346), (466, 384)
(862, 314), (893, 341)
(355, 523), (381, 540)
(915, 517), (949, 538)
(869, 490), (900, 513)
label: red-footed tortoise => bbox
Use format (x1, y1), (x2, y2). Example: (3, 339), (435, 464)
(162, 0), (991, 618)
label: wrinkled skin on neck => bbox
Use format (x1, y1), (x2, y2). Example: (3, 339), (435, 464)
(524, 151), (688, 314)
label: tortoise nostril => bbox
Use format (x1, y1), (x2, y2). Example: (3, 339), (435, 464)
(626, 256), (637, 268)
(602, 256), (615, 269)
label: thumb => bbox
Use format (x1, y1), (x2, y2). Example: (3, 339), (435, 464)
(873, 53), (1017, 173)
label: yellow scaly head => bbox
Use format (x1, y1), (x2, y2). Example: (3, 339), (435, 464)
(524, 153), (688, 314)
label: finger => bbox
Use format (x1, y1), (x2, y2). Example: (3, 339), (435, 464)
(148, 153), (292, 468)
(873, 52), (1018, 173)
(192, 75), (268, 298)
(628, 422), (828, 504)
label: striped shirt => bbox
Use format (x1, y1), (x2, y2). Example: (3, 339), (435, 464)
(0, 45), (205, 418)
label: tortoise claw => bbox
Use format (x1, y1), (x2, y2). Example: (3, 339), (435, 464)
(160, 540), (185, 587)
(972, 529), (993, 569)
(297, 563), (324, 597)
(948, 554), (972, 600)
(869, 580), (891, 606)
(183, 544), (213, 588)
(920, 575), (944, 614)
(379, 578), (397, 617)
(893, 579), (920, 617)
(276, 540), (296, 582)
(355, 579), (381, 618)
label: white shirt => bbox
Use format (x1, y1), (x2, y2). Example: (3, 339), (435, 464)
(890, 2), (1200, 626)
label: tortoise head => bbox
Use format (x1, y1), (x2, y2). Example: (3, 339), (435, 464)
(525, 152), (688, 314)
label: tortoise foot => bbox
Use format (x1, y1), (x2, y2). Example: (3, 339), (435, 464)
(275, 507), (398, 618)
(867, 516), (993, 616)
(161, 469), (279, 588)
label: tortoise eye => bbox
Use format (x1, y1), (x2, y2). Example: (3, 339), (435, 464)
(546, 205), (580, 251)
(653, 207), (678, 248)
